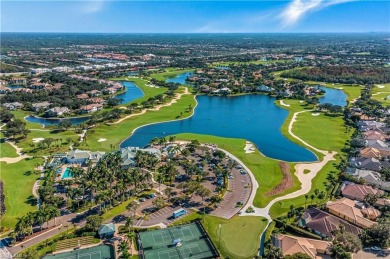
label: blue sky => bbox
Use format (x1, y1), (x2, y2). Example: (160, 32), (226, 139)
(2, 1), (389, 33)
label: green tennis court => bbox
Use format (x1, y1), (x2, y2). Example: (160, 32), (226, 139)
(43, 244), (115, 259)
(138, 222), (218, 259)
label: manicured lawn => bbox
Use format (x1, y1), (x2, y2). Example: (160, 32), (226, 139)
(0, 141), (18, 158)
(102, 197), (136, 221)
(373, 83), (390, 93)
(202, 215), (267, 259)
(174, 133), (301, 208)
(149, 68), (193, 81)
(372, 92), (390, 104)
(81, 93), (196, 152)
(0, 157), (42, 228)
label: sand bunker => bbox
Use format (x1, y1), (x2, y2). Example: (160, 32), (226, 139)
(98, 138), (107, 142)
(377, 85), (385, 89)
(244, 141), (255, 153)
(33, 138), (44, 143)
(280, 100), (290, 107)
(311, 113), (320, 116)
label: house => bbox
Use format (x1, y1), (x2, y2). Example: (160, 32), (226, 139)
(326, 198), (377, 228)
(64, 149), (105, 165)
(341, 182), (385, 201)
(87, 98), (105, 104)
(300, 207), (362, 238)
(3, 102), (23, 110)
(358, 121), (386, 132)
(256, 85), (274, 92)
(349, 157), (389, 172)
(364, 130), (388, 141)
(98, 223), (115, 239)
(0, 87), (10, 94)
(77, 93), (89, 100)
(28, 82), (47, 90)
(103, 87), (117, 95)
(273, 234), (332, 259)
(359, 147), (382, 159)
(32, 101), (51, 112)
(0, 80), (8, 86)
(86, 90), (102, 97)
(120, 147), (161, 169)
(44, 107), (70, 117)
(11, 77), (27, 85)
(366, 140), (390, 153)
(346, 168), (390, 191)
(341, 182), (386, 206)
(80, 104), (103, 114)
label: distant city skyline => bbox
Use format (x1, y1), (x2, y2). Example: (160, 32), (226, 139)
(2, 1), (390, 33)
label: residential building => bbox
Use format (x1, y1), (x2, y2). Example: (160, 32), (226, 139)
(341, 182), (384, 202)
(77, 93), (89, 100)
(326, 198), (377, 228)
(359, 147), (382, 159)
(3, 102), (23, 110)
(346, 168), (390, 191)
(32, 101), (51, 112)
(273, 234), (332, 259)
(11, 78), (27, 84)
(363, 130), (388, 141)
(350, 157), (389, 171)
(80, 104), (103, 113)
(44, 107), (70, 117)
(300, 207), (362, 238)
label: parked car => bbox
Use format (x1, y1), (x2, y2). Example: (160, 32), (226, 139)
(139, 198), (146, 202)
(148, 193), (156, 199)
(240, 170), (247, 175)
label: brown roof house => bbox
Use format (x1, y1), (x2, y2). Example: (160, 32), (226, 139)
(80, 104), (103, 114)
(326, 198), (377, 229)
(300, 207), (362, 238)
(341, 182), (389, 207)
(273, 234), (332, 259)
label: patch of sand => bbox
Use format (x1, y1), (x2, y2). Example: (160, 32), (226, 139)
(311, 113), (320, 116)
(32, 138), (45, 143)
(377, 85), (385, 88)
(299, 100), (305, 103)
(279, 100), (290, 107)
(336, 87), (343, 89)
(244, 141), (255, 153)
(98, 138), (107, 142)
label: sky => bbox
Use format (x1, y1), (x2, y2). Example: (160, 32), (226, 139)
(1, 0), (390, 33)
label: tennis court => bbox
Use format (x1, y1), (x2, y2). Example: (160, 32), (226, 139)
(43, 244), (115, 259)
(138, 222), (218, 259)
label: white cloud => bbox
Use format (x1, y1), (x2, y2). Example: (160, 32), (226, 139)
(82, 0), (105, 14)
(280, 0), (354, 27)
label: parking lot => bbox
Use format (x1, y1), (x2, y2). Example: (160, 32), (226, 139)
(211, 166), (252, 219)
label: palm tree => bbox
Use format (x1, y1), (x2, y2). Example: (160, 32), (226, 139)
(304, 194), (309, 208)
(155, 172), (164, 192)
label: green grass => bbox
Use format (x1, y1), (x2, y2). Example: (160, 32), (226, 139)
(81, 93), (196, 152)
(174, 133), (301, 208)
(202, 215), (267, 259)
(305, 81), (362, 103)
(0, 157), (42, 228)
(149, 68), (193, 82)
(111, 77), (167, 105)
(101, 197), (136, 221)
(372, 92), (390, 105)
(0, 141), (18, 158)
(54, 236), (100, 251)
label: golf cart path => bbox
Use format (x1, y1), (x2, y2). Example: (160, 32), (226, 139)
(0, 139), (32, 163)
(239, 110), (337, 220)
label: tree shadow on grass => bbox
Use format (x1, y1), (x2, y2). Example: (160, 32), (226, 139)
(26, 195), (38, 206)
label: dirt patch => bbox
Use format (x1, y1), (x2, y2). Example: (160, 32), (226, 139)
(266, 162), (293, 197)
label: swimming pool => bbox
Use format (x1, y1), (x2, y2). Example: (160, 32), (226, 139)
(61, 167), (72, 179)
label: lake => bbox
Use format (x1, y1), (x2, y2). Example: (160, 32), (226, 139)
(319, 86), (347, 107)
(120, 95), (317, 162)
(25, 115), (91, 126)
(166, 72), (193, 85)
(116, 81), (144, 104)
(25, 82), (143, 126)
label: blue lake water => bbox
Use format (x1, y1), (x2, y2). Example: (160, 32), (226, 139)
(318, 86), (347, 107)
(25, 82), (143, 125)
(166, 72), (193, 85)
(7, 85), (24, 89)
(116, 81), (144, 104)
(120, 95), (317, 162)
(25, 116), (91, 126)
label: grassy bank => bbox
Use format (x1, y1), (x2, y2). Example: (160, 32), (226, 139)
(0, 157), (42, 228)
(202, 215), (267, 259)
(149, 68), (193, 82)
(0, 141), (18, 158)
